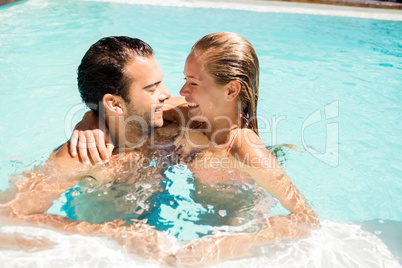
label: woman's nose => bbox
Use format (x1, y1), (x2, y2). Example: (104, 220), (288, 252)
(179, 84), (189, 96)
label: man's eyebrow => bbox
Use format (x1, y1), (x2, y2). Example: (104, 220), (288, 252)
(143, 81), (161, 90)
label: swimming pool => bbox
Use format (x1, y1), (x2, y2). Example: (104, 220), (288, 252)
(1, 0), (401, 266)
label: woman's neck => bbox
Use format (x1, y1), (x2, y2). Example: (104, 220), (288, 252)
(205, 112), (241, 145)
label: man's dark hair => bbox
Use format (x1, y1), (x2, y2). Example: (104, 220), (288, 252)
(77, 36), (154, 112)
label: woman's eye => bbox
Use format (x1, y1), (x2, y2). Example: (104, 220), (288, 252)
(184, 77), (197, 86)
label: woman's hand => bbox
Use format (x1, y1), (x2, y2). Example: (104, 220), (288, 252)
(68, 111), (114, 164)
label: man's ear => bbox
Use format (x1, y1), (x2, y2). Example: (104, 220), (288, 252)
(103, 94), (126, 115)
(226, 80), (241, 101)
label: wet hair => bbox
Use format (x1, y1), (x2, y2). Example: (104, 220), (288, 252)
(77, 36), (154, 113)
(191, 32), (260, 134)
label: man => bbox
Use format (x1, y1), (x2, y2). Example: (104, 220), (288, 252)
(57, 36), (172, 162)
(0, 36), (183, 263)
(3, 36), (179, 214)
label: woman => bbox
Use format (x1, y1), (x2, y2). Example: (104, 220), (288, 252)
(71, 32), (319, 264)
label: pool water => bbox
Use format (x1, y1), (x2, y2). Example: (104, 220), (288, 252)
(0, 0), (401, 266)
(55, 162), (274, 241)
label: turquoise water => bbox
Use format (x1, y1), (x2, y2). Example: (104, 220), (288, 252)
(1, 0), (402, 263)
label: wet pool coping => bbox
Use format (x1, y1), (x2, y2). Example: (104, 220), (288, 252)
(1, 0), (402, 9)
(0, 0), (21, 7)
(272, 0), (402, 10)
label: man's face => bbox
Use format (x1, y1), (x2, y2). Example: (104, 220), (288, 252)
(124, 55), (170, 130)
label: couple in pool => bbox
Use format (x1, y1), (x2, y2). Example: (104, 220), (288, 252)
(1, 33), (319, 265)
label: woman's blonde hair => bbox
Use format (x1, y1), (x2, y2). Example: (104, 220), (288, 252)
(191, 32), (260, 134)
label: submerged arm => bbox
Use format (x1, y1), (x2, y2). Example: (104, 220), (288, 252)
(232, 129), (319, 226)
(175, 216), (308, 267)
(0, 232), (56, 252)
(2, 175), (175, 265)
(0, 142), (95, 223)
(0, 148), (175, 264)
(10, 212), (174, 265)
(174, 131), (319, 267)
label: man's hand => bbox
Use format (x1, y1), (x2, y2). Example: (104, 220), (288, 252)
(175, 235), (256, 267)
(0, 232), (56, 253)
(69, 111), (114, 164)
(14, 233), (57, 252)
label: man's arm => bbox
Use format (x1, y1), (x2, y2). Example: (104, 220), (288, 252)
(10, 212), (175, 266)
(232, 129), (319, 227)
(0, 146), (89, 252)
(1, 143), (88, 219)
(0, 145), (177, 265)
(174, 216), (310, 266)
(0, 232), (56, 252)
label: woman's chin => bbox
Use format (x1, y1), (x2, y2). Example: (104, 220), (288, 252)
(187, 109), (200, 119)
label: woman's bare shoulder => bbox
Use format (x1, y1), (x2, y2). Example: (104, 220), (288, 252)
(164, 96), (187, 108)
(163, 97), (190, 126)
(231, 128), (278, 167)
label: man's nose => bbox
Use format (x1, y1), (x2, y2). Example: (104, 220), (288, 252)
(159, 83), (171, 101)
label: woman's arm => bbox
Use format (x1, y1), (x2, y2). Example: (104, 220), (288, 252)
(232, 129), (319, 227)
(69, 98), (189, 164)
(173, 130), (319, 267)
(68, 111), (114, 164)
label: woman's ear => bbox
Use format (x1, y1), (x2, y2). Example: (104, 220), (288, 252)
(226, 80), (241, 101)
(103, 94), (126, 115)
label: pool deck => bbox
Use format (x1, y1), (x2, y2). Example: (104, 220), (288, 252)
(1, 0), (402, 9)
(0, 0), (20, 6)
(272, 0), (402, 9)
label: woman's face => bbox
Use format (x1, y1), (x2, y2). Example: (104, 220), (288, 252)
(180, 53), (228, 122)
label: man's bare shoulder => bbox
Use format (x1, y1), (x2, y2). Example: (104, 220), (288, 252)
(50, 142), (82, 167)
